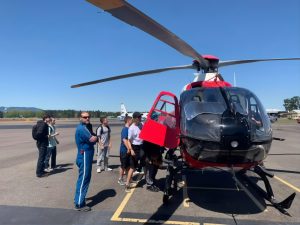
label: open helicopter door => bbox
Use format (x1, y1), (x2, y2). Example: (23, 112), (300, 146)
(140, 91), (180, 149)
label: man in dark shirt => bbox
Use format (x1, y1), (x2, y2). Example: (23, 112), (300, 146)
(35, 115), (51, 178)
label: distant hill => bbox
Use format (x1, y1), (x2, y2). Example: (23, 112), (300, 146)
(0, 106), (43, 112)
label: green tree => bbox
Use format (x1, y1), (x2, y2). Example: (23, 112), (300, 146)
(283, 96), (300, 111)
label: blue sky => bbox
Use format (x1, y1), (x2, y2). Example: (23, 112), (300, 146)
(0, 0), (299, 112)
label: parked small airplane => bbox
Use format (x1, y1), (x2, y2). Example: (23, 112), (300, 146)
(117, 103), (132, 120)
(117, 103), (148, 121)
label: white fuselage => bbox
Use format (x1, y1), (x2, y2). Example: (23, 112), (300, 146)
(182, 72), (220, 91)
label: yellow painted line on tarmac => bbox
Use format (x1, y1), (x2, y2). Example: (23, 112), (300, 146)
(274, 175), (300, 193)
(111, 177), (229, 225)
(110, 183), (136, 221)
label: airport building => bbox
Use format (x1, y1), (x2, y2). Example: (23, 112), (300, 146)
(288, 109), (300, 120)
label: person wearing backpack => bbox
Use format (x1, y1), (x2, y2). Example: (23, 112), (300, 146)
(96, 116), (112, 173)
(32, 115), (51, 178)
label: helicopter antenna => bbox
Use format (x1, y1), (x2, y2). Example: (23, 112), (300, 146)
(234, 72), (236, 87)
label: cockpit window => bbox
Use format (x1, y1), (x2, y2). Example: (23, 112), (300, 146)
(224, 88), (271, 140)
(183, 88), (227, 121)
(184, 101), (226, 120)
(180, 87), (272, 142)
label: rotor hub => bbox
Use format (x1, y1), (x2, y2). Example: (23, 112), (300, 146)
(193, 55), (219, 73)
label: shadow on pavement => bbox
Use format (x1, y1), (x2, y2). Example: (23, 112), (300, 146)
(50, 167), (73, 175)
(57, 163), (74, 167)
(144, 170), (266, 224)
(49, 163), (74, 175)
(86, 189), (117, 208)
(185, 171), (266, 215)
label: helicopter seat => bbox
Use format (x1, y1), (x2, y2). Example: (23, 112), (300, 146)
(230, 95), (246, 115)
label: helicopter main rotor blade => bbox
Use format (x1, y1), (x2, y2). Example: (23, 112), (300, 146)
(86, 0), (208, 69)
(71, 64), (193, 88)
(219, 58), (300, 67)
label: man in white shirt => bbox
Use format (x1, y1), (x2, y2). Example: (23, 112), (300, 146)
(128, 112), (145, 175)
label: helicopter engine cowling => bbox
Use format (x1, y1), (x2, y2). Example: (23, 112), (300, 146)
(180, 86), (272, 166)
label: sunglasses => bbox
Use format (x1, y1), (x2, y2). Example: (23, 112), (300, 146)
(81, 116), (90, 119)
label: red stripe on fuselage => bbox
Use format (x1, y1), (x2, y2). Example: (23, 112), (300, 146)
(182, 149), (256, 170)
(185, 81), (232, 90)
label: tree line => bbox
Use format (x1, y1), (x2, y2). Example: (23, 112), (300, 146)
(1, 96), (299, 118)
(0, 110), (120, 118)
(283, 96), (300, 112)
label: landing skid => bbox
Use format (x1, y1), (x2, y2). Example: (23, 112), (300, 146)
(238, 165), (296, 215)
(162, 149), (183, 204)
(162, 149), (296, 215)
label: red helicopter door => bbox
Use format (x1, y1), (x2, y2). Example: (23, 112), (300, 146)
(140, 91), (180, 149)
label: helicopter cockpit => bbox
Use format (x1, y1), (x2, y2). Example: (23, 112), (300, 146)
(180, 87), (272, 163)
(181, 87), (272, 142)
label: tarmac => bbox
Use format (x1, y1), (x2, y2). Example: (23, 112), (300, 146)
(0, 119), (299, 225)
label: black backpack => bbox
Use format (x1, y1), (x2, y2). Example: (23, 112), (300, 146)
(32, 124), (39, 140)
(32, 121), (44, 141)
(96, 125), (111, 139)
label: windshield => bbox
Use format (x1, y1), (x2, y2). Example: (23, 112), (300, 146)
(180, 87), (272, 142)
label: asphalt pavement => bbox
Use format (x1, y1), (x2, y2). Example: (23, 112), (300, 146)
(0, 120), (299, 225)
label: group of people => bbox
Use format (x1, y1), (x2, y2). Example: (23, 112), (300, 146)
(118, 112), (163, 193)
(34, 115), (59, 178)
(74, 111), (163, 212)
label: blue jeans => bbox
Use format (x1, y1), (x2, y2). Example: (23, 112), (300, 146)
(44, 146), (57, 169)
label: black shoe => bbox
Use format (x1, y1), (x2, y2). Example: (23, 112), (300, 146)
(37, 173), (48, 178)
(146, 185), (160, 192)
(74, 205), (91, 212)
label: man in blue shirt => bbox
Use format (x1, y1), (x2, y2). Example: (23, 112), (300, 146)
(74, 112), (98, 211)
(118, 116), (133, 188)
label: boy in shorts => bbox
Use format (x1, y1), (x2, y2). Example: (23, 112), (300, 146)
(118, 116), (133, 188)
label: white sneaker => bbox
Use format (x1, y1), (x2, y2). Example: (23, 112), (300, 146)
(118, 179), (125, 186)
(105, 168), (112, 171)
(133, 171), (140, 176)
(96, 168), (101, 173)
(125, 185), (131, 193)
(44, 168), (51, 173)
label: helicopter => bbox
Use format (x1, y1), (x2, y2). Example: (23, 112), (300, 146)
(71, 0), (300, 212)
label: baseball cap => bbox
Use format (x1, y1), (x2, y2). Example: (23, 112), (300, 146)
(133, 112), (143, 118)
